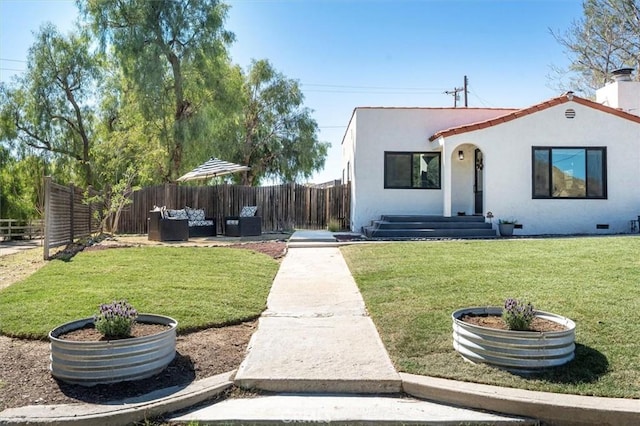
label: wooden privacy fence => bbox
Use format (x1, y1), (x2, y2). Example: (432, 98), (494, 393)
(117, 182), (351, 235)
(43, 177), (102, 259)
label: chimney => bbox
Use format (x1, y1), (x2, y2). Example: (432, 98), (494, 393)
(596, 68), (640, 116)
(611, 67), (634, 82)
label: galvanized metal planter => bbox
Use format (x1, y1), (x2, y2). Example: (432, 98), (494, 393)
(452, 307), (575, 371)
(49, 314), (177, 386)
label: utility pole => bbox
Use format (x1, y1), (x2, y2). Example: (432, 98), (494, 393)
(463, 75), (468, 107)
(444, 87), (463, 108)
(444, 76), (469, 108)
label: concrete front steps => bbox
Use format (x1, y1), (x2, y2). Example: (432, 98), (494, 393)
(170, 393), (536, 425)
(363, 215), (497, 239)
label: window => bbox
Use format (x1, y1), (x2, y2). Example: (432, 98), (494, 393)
(532, 147), (606, 199)
(384, 152), (441, 189)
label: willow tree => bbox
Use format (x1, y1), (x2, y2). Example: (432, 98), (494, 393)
(218, 59), (329, 186)
(79, 0), (235, 181)
(0, 24), (101, 186)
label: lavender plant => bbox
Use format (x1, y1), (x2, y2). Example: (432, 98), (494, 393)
(502, 298), (535, 331)
(94, 300), (138, 338)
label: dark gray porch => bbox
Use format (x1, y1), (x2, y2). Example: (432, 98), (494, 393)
(362, 215), (497, 239)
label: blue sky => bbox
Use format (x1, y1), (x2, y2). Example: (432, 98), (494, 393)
(0, 0), (584, 183)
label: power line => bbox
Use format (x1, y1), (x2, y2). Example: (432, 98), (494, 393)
(0, 59), (450, 96)
(0, 59), (467, 101)
(305, 88), (445, 95)
(302, 82), (447, 95)
(303, 83), (447, 91)
(468, 83), (497, 108)
(0, 58), (27, 63)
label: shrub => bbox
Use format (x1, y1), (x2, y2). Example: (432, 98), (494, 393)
(94, 300), (138, 338)
(327, 219), (341, 232)
(502, 298), (535, 331)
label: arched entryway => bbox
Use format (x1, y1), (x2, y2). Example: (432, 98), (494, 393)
(450, 144), (484, 216)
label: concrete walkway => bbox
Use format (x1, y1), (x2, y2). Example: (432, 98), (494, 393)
(233, 246), (401, 393)
(171, 231), (531, 424)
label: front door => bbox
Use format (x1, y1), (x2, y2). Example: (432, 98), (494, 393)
(474, 149), (483, 215)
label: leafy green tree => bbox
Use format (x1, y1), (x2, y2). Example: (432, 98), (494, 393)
(0, 152), (46, 219)
(86, 166), (139, 234)
(80, 0), (235, 181)
(0, 24), (101, 186)
(551, 0), (639, 94)
(93, 66), (167, 187)
(217, 59), (328, 186)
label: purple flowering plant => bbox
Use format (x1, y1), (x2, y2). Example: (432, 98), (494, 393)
(502, 298), (535, 331)
(94, 300), (138, 338)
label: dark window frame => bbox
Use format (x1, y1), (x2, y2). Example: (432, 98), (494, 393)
(384, 151), (441, 189)
(531, 146), (607, 199)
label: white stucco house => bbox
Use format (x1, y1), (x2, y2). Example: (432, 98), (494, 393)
(341, 69), (640, 237)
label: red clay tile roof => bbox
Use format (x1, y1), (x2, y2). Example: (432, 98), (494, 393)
(428, 93), (640, 142)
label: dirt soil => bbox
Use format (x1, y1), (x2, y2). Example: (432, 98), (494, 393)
(461, 314), (567, 332)
(0, 238), (287, 412)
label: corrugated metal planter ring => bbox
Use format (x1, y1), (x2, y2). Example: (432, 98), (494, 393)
(49, 314), (177, 386)
(452, 307), (576, 372)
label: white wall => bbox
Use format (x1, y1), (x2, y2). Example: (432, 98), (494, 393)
(344, 107), (518, 231)
(443, 101), (640, 235)
(596, 80), (640, 116)
(341, 113), (357, 229)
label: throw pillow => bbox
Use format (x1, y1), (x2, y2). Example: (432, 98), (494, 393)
(185, 207), (206, 221)
(185, 206), (194, 220)
(168, 209), (189, 220)
(240, 206), (258, 217)
(193, 209), (206, 221)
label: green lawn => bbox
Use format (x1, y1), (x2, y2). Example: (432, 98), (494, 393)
(0, 246), (279, 339)
(342, 236), (640, 398)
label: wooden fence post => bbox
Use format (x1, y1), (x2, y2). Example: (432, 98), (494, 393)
(69, 184), (75, 242)
(43, 177), (51, 260)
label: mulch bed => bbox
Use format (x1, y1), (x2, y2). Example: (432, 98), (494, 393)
(0, 239), (286, 412)
(461, 314), (568, 332)
(58, 323), (170, 341)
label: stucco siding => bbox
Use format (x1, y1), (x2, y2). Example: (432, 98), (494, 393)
(341, 113), (357, 230)
(344, 102), (640, 235)
(445, 101), (640, 235)
(597, 80), (640, 116)
(345, 107), (518, 231)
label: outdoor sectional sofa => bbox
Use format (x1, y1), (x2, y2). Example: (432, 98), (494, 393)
(148, 206), (216, 241)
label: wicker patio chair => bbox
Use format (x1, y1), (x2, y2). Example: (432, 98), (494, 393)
(224, 206), (262, 237)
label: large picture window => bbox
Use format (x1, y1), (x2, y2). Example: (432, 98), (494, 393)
(384, 152), (441, 189)
(532, 147), (606, 199)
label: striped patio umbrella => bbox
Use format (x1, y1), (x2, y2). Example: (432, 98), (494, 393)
(177, 157), (250, 182)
